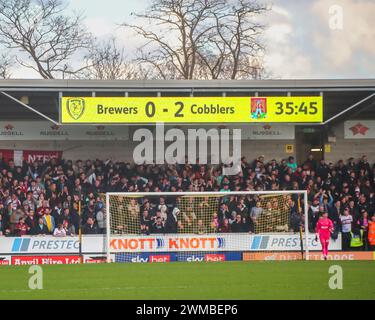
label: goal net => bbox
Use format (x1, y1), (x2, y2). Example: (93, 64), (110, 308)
(105, 191), (310, 262)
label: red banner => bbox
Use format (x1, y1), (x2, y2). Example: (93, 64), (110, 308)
(22, 150), (62, 164)
(0, 149), (62, 165)
(204, 254), (226, 262)
(11, 255), (80, 265)
(0, 149), (15, 163)
(0, 256), (10, 265)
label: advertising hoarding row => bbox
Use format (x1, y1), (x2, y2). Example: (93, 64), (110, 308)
(1, 251), (373, 266)
(109, 233), (342, 253)
(0, 255), (107, 265)
(2, 233), (375, 265)
(115, 252), (243, 263)
(163, 124), (295, 140)
(0, 233), (342, 255)
(0, 121), (295, 141)
(0, 121), (129, 140)
(11, 255), (81, 265)
(243, 252), (375, 261)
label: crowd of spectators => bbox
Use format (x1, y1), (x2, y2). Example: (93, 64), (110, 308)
(0, 153), (374, 250)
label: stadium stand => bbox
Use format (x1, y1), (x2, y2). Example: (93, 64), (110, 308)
(0, 154), (374, 251)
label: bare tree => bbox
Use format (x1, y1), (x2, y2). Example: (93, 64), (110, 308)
(0, 0), (92, 79)
(123, 0), (268, 80)
(0, 52), (13, 79)
(85, 38), (126, 80)
(122, 0), (227, 80)
(85, 38), (147, 80)
(205, 0), (267, 79)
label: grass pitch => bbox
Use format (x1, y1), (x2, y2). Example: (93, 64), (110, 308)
(0, 261), (374, 300)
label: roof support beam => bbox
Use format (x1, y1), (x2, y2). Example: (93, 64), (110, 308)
(0, 91), (59, 125)
(322, 92), (375, 125)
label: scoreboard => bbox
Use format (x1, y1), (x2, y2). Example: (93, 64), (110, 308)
(60, 96), (323, 124)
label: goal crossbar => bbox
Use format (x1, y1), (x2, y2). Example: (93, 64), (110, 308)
(106, 191), (307, 196)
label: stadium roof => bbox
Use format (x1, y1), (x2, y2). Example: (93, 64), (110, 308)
(1, 78), (375, 91)
(0, 79), (374, 124)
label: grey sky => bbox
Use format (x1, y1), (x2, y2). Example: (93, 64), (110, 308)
(11, 0), (375, 79)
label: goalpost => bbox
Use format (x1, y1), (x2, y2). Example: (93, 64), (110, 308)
(105, 191), (310, 263)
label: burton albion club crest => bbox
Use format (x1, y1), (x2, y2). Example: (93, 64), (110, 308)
(251, 98), (267, 119)
(66, 98), (85, 120)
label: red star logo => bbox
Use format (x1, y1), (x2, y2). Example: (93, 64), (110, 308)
(5, 124), (14, 131)
(349, 123), (368, 136)
(51, 125), (60, 130)
(263, 124), (272, 130)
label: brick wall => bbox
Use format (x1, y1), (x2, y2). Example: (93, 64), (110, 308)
(325, 122), (375, 164)
(0, 139), (295, 164)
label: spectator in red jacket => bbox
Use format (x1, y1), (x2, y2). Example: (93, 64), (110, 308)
(15, 217), (29, 236)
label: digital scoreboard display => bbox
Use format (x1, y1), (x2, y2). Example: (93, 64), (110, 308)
(60, 96), (323, 124)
